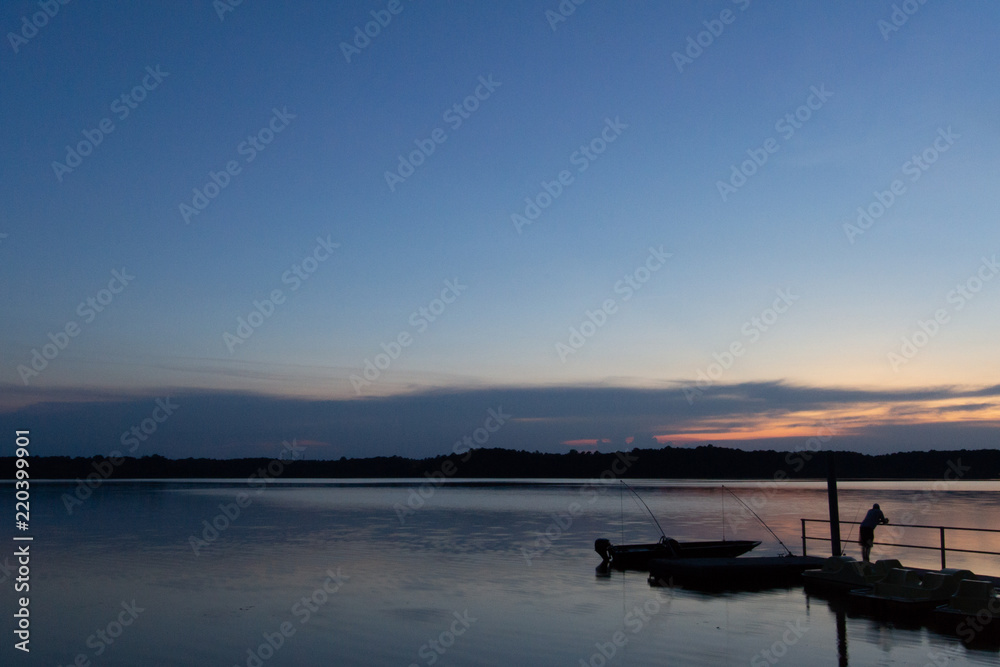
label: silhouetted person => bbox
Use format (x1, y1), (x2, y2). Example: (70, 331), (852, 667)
(859, 503), (888, 562)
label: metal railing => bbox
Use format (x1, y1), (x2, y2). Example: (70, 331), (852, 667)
(801, 518), (1000, 568)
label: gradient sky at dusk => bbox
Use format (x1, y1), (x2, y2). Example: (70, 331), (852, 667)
(3, 1), (999, 459)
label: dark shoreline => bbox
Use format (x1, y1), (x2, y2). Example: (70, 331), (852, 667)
(3, 445), (996, 480)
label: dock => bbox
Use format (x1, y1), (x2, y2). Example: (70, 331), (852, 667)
(649, 555), (826, 589)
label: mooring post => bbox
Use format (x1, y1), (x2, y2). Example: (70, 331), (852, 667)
(827, 451), (841, 557)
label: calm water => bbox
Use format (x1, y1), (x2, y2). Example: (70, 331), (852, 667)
(3, 480), (1000, 666)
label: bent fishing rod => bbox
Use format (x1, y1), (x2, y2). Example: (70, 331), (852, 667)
(620, 480), (667, 539)
(722, 485), (793, 556)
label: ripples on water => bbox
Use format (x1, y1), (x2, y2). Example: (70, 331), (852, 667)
(2, 481), (999, 665)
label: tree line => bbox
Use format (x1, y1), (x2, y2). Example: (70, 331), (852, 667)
(2, 445), (997, 480)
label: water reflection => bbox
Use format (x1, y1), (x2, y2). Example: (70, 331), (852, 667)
(1, 480), (999, 665)
(835, 604), (848, 667)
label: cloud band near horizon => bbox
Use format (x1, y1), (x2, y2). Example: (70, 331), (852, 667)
(3, 380), (998, 460)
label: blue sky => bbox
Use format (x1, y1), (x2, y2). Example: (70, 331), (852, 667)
(2, 1), (999, 459)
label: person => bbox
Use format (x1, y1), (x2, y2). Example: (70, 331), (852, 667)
(858, 503), (889, 562)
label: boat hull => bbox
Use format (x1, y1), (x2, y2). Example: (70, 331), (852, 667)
(596, 538), (761, 570)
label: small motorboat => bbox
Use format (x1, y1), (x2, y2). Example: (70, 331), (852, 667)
(642, 485), (826, 590)
(594, 482), (760, 571)
(595, 536), (761, 570)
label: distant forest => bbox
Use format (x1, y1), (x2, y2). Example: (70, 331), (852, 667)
(3, 445), (998, 480)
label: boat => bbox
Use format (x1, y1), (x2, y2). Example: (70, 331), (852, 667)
(595, 536), (761, 570)
(643, 485), (829, 590)
(801, 556), (903, 594)
(849, 567), (977, 614)
(595, 482), (760, 570)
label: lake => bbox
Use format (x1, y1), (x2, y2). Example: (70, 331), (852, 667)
(2, 479), (1000, 665)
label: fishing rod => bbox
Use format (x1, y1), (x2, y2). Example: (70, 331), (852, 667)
(841, 502), (864, 556)
(722, 485), (793, 556)
(620, 480), (667, 539)
(721, 487), (726, 541)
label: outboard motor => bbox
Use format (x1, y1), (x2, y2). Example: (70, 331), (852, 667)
(657, 536), (681, 558)
(595, 538), (612, 562)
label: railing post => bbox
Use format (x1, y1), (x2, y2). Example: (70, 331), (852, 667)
(940, 527), (946, 569)
(802, 519), (807, 556)
(827, 452), (841, 557)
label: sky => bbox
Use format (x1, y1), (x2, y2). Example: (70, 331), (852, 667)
(2, 1), (999, 461)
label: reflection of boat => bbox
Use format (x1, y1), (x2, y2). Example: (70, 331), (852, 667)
(595, 537), (761, 570)
(849, 567), (977, 613)
(802, 556), (903, 594)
